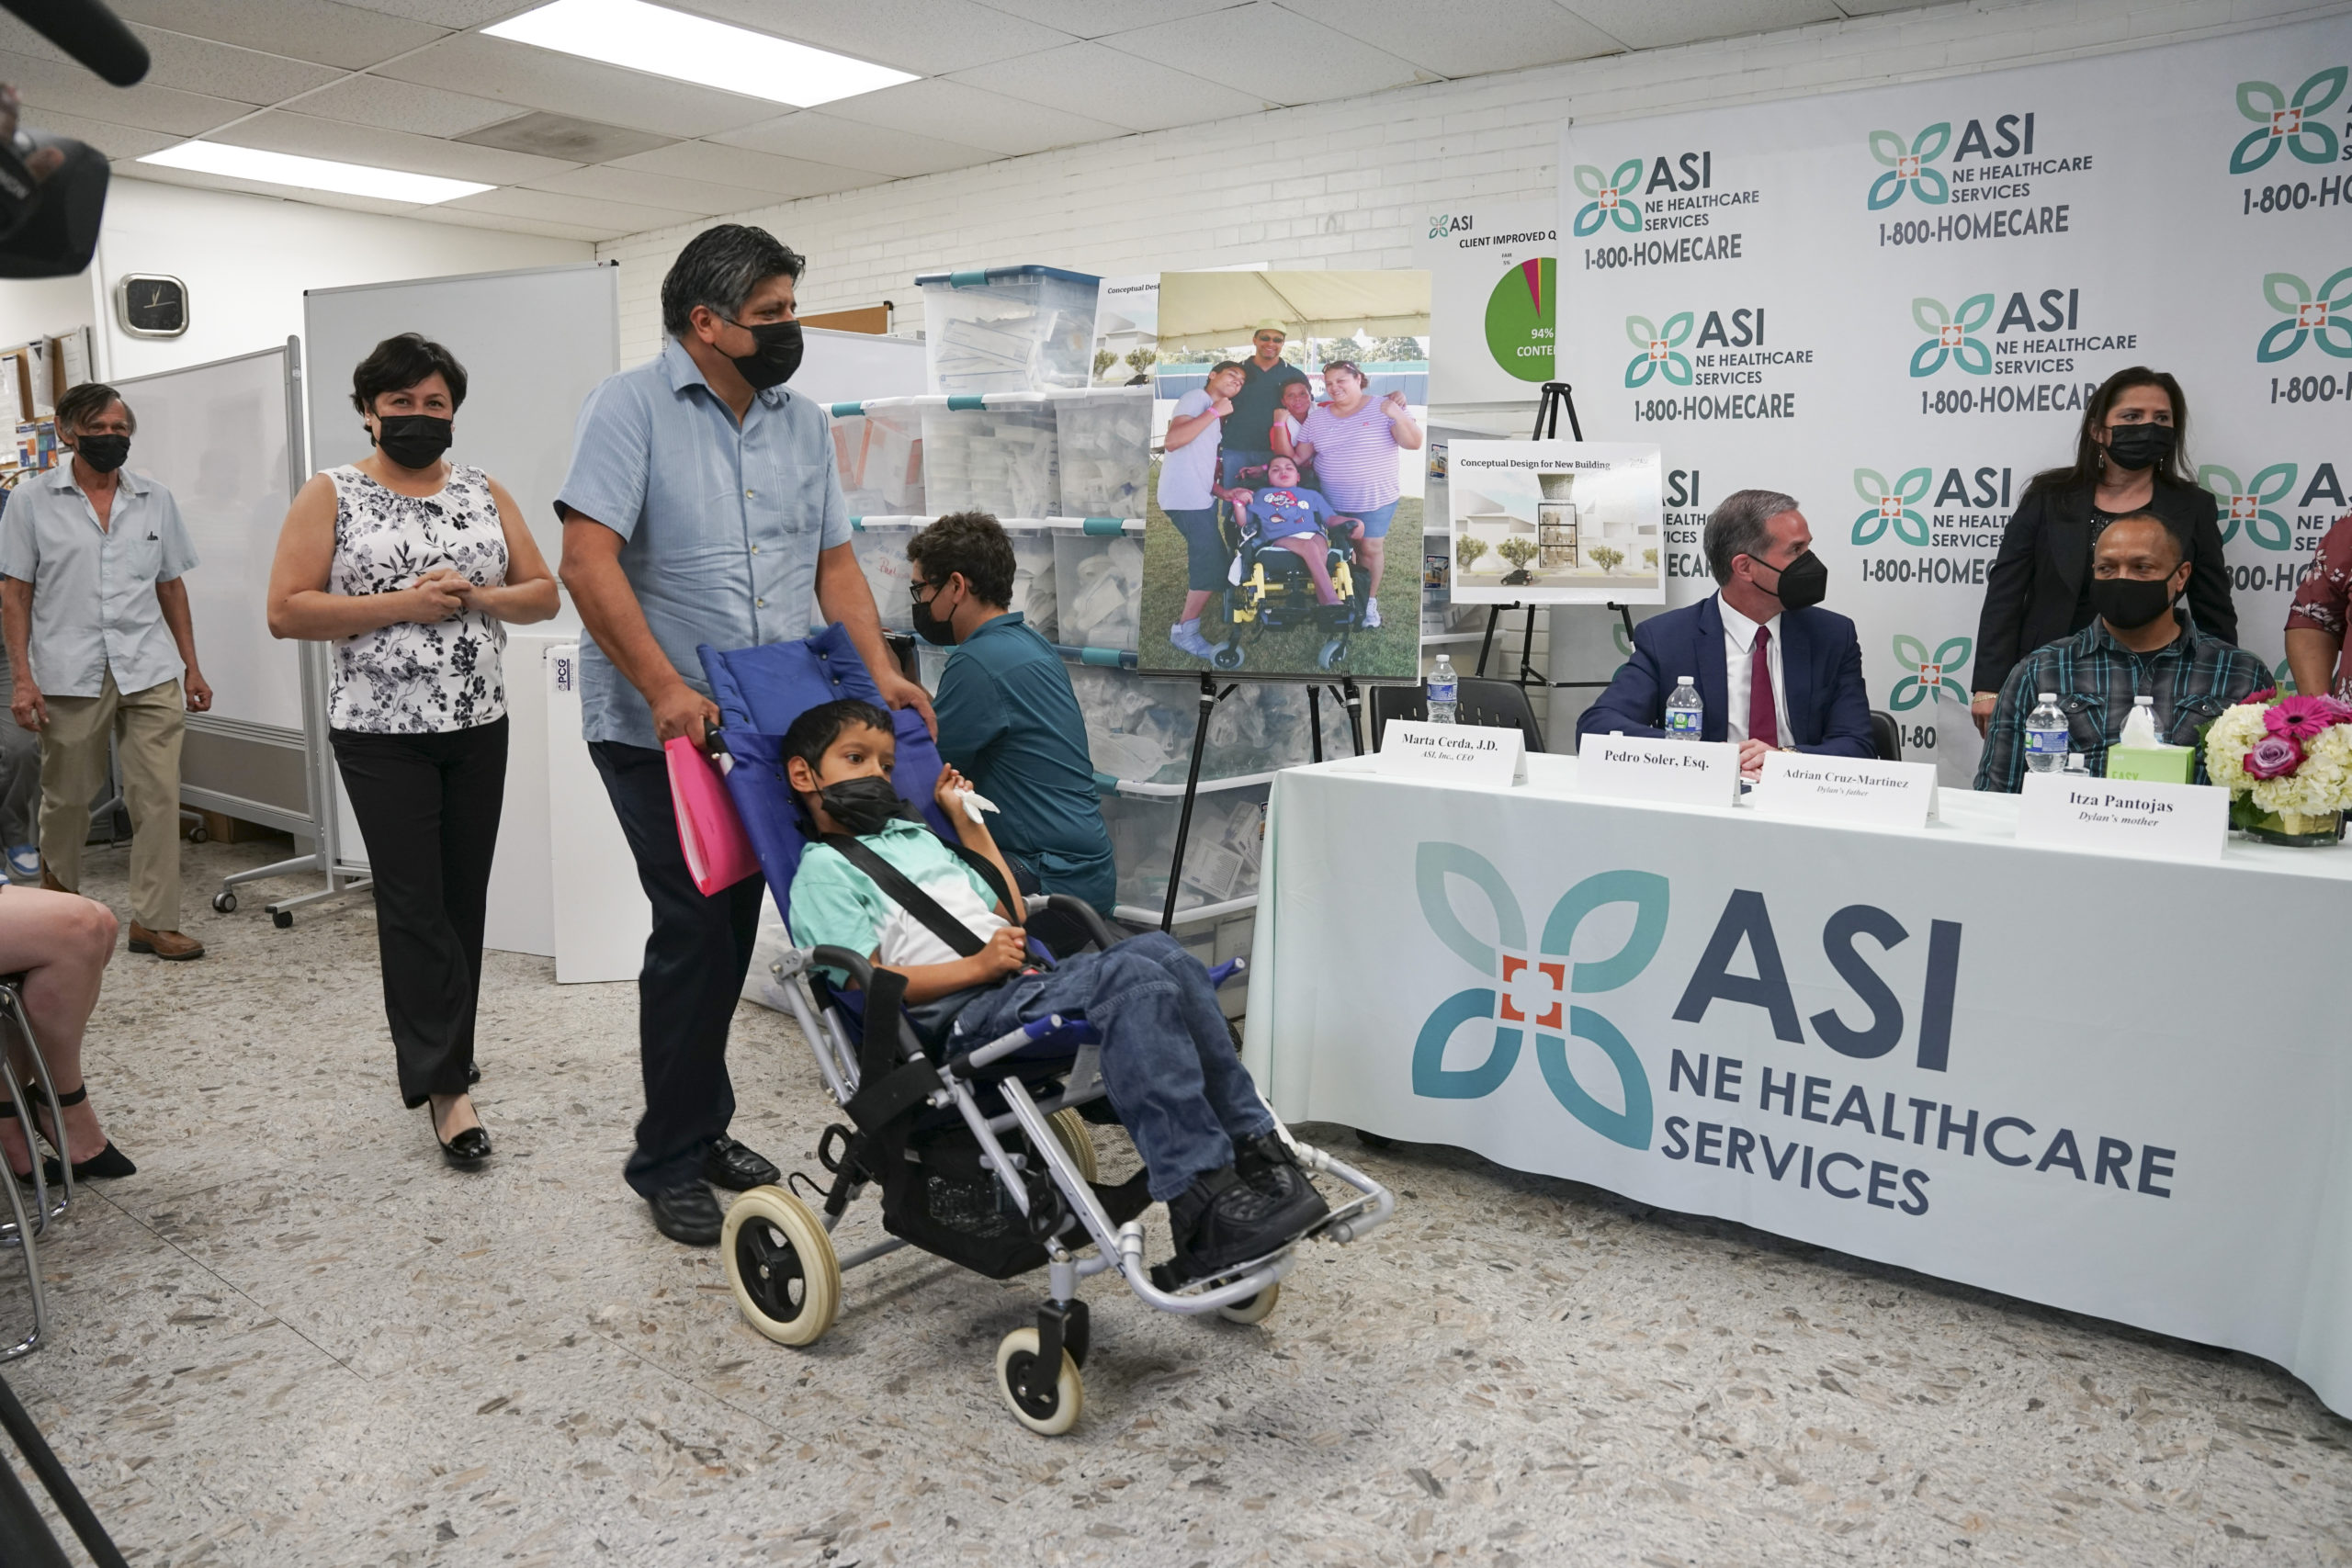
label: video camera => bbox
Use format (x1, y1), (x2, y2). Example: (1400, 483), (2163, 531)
(0, 0), (148, 277)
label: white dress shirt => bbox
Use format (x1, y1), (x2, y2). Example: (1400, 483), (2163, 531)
(1717, 593), (1792, 746)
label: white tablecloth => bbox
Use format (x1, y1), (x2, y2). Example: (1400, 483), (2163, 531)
(1241, 753), (2352, 1415)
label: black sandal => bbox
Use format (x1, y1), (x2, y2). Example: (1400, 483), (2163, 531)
(0, 1096), (31, 1180)
(23, 1082), (136, 1182)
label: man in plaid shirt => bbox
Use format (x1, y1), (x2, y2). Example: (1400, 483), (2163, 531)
(1976, 511), (2267, 791)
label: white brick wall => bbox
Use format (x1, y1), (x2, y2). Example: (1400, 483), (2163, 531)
(594, 0), (2345, 741)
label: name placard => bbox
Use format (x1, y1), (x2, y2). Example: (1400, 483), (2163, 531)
(2015, 773), (2227, 863)
(1753, 751), (1938, 829)
(1577, 735), (1741, 806)
(1375, 719), (1528, 786)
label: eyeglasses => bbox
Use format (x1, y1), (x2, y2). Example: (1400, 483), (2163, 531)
(908, 579), (942, 604)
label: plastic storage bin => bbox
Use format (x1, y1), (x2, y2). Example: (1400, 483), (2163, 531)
(1069, 666), (1358, 785)
(917, 265), (1102, 394)
(1101, 776), (1269, 921)
(852, 516), (1057, 643)
(1118, 908), (1256, 1019)
(1051, 518), (1145, 655)
(1049, 387), (1151, 517)
(830, 400), (924, 517)
(921, 396), (1059, 521)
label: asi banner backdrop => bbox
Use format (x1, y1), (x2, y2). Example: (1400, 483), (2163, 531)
(1243, 764), (2352, 1416)
(1555, 16), (2351, 786)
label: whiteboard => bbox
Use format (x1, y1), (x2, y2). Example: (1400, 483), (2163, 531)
(302, 261), (620, 632)
(113, 343), (303, 732)
(792, 326), (925, 405)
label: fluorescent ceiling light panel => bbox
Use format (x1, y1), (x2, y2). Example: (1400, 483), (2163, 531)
(484, 0), (918, 107)
(139, 142), (492, 204)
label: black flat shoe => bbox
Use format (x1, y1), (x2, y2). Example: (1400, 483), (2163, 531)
(429, 1099), (492, 1168)
(647, 1182), (724, 1246)
(702, 1134), (780, 1191)
(467, 1062), (481, 1085)
(20, 1081), (135, 1181)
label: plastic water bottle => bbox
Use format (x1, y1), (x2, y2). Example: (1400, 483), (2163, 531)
(1665, 676), (1703, 739)
(1427, 654), (1458, 724)
(2026, 692), (2069, 773)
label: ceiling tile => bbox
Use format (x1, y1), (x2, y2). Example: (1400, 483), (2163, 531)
(334, 0), (542, 22)
(443, 184), (703, 237)
(1562, 0), (1841, 51)
(117, 23), (351, 104)
(0, 46), (251, 133)
(607, 139), (879, 199)
(293, 73), (520, 138)
(973, 0), (1234, 39)
(713, 110), (1000, 179)
(374, 32), (786, 139)
(673, 0), (1077, 76)
(457, 111), (674, 162)
(944, 40), (1267, 132)
(15, 107), (183, 161)
(1099, 1), (1427, 106)
(211, 108), (582, 183)
(1277, 0), (1622, 77)
(814, 76), (1128, 158)
(525, 163), (790, 217)
(1831, 0), (1971, 12)
(411, 202), (613, 243)
(107, 0), (449, 71)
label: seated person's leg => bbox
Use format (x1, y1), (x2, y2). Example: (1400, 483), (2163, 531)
(1114, 931), (1270, 1135)
(1274, 536), (1341, 604)
(0, 886), (120, 1171)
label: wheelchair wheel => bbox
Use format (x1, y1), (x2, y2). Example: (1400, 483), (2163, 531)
(996, 1326), (1084, 1435)
(1317, 638), (1344, 671)
(1211, 644), (1246, 671)
(1046, 1106), (1100, 1184)
(723, 1185), (840, 1348)
(1217, 1281), (1281, 1325)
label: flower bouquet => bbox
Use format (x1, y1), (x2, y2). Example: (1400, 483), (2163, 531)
(2202, 691), (2352, 845)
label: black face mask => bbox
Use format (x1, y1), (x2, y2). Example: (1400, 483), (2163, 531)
(74, 433), (129, 473)
(375, 414), (453, 470)
(818, 775), (911, 837)
(2104, 423), (2174, 473)
(1752, 547), (1829, 611)
(725, 318), (803, 391)
(2089, 574), (2179, 632)
(910, 585), (958, 647)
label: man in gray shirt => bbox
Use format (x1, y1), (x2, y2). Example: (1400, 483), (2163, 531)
(1, 382), (209, 960)
(558, 224), (929, 1246)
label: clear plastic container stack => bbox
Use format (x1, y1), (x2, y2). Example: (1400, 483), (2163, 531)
(916, 266), (1102, 395)
(1051, 518), (1145, 653)
(921, 396), (1060, 522)
(829, 400), (924, 517)
(847, 518), (921, 633)
(1100, 781), (1271, 919)
(1049, 387), (1152, 518)
(1068, 666), (1358, 785)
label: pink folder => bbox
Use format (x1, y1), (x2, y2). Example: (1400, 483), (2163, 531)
(665, 736), (760, 896)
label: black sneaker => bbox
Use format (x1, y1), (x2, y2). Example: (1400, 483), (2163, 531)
(1166, 1165), (1327, 1281)
(1234, 1133), (1327, 1218)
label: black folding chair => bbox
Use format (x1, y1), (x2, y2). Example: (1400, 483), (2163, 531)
(1370, 678), (1546, 754)
(1869, 710), (1903, 761)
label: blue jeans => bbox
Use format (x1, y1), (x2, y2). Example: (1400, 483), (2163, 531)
(950, 931), (1273, 1200)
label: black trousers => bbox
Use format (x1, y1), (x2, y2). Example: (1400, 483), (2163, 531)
(590, 739), (765, 1197)
(331, 718), (508, 1109)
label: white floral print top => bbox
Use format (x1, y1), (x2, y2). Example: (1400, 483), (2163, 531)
(325, 464), (508, 733)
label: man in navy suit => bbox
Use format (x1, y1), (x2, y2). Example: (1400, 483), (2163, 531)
(1577, 489), (1872, 777)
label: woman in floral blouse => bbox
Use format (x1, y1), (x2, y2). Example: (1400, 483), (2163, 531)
(2286, 513), (2352, 701)
(265, 334), (557, 1168)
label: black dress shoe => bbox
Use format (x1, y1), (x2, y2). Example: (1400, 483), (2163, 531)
(648, 1182), (725, 1246)
(428, 1099), (492, 1168)
(467, 1062), (481, 1085)
(703, 1134), (780, 1191)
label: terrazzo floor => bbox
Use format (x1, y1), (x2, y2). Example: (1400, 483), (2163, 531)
(6, 839), (2347, 1567)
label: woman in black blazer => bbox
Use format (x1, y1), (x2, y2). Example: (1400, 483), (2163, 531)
(1970, 367), (2237, 732)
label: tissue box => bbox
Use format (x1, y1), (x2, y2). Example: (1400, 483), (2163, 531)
(2105, 745), (2196, 784)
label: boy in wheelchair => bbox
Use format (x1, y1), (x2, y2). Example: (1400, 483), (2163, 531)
(1220, 454), (1363, 613)
(779, 697), (1329, 1280)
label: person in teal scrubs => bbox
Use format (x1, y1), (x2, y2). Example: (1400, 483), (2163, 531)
(907, 512), (1117, 948)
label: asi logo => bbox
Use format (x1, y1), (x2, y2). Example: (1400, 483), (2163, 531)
(1428, 212), (1475, 239)
(2257, 269), (2352, 362)
(2231, 68), (2346, 173)
(1623, 310), (1693, 387)
(1852, 468), (1931, 547)
(2200, 462), (2299, 550)
(1910, 295), (1994, 378)
(1572, 158), (1646, 236)
(1412, 845), (1663, 1150)
(1868, 125), (1952, 209)
(1889, 636), (1973, 710)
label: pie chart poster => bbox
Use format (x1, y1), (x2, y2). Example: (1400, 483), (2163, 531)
(1414, 198), (1558, 404)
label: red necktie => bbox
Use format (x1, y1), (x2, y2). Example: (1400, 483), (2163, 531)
(1749, 626), (1779, 748)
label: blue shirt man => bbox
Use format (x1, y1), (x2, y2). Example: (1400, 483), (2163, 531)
(554, 223), (931, 1248)
(909, 513), (1118, 926)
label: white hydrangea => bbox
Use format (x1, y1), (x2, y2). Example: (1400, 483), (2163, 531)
(2252, 720), (2352, 817)
(2200, 704), (2268, 794)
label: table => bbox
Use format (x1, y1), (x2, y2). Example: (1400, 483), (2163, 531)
(1240, 753), (2352, 1416)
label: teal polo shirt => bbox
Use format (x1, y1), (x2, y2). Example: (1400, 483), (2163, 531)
(933, 612), (1117, 914)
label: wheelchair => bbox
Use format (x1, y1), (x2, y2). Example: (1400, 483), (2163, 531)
(697, 627), (1395, 1435)
(1211, 505), (1366, 674)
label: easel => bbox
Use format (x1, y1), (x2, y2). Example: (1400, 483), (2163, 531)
(1470, 381), (1635, 688)
(1159, 674), (1361, 933)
